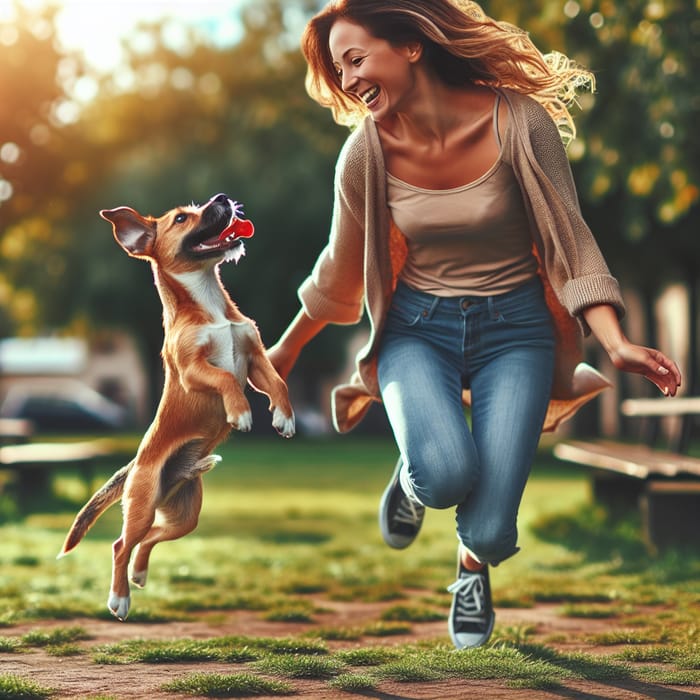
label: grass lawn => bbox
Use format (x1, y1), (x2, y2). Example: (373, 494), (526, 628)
(0, 434), (699, 697)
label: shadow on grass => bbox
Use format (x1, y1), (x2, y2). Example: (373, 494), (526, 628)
(531, 503), (700, 583)
(519, 643), (700, 700)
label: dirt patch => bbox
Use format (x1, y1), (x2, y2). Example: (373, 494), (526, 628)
(1, 597), (698, 699)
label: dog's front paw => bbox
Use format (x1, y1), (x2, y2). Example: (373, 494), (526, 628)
(108, 591), (131, 621)
(229, 410), (253, 432)
(272, 407), (295, 438)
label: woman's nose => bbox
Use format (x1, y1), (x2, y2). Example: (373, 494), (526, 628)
(341, 70), (357, 94)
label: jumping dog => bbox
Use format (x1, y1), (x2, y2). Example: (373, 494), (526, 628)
(58, 193), (295, 621)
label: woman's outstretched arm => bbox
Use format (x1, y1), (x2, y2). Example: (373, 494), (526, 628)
(267, 309), (328, 380)
(583, 303), (682, 397)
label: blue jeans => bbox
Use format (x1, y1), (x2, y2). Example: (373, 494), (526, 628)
(377, 278), (555, 565)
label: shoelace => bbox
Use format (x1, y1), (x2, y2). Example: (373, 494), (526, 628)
(392, 496), (425, 527)
(447, 571), (486, 624)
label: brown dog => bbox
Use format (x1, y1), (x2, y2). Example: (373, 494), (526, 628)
(58, 193), (295, 621)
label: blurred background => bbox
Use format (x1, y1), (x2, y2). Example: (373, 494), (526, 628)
(0, 0), (698, 439)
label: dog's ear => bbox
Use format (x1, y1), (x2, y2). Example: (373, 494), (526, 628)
(100, 207), (156, 257)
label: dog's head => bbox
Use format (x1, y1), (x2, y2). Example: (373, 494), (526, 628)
(100, 193), (254, 272)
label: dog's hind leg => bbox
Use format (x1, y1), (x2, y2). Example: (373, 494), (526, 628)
(108, 465), (160, 621)
(131, 477), (204, 588)
(130, 450), (218, 587)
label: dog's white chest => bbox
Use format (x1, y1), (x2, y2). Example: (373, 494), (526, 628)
(204, 321), (255, 385)
(172, 270), (256, 386)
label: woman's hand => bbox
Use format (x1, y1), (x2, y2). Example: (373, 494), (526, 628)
(607, 341), (682, 397)
(266, 309), (329, 381)
(267, 341), (298, 381)
(583, 303), (682, 397)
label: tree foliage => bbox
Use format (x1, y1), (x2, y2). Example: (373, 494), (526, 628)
(481, 0), (699, 288)
(0, 3), (90, 335)
(558, 0), (699, 291)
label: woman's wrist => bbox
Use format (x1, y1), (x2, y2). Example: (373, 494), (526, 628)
(581, 304), (627, 358)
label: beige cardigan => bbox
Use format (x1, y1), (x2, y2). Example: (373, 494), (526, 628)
(298, 88), (626, 433)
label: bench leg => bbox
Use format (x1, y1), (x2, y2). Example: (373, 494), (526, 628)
(641, 484), (700, 553)
(12, 461), (98, 510)
(591, 474), (645, 516)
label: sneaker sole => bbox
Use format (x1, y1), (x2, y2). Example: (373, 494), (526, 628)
(448, 609), (495, 650)
(378, 457), (421, 549)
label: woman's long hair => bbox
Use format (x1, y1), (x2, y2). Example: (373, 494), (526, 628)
(302, 0), (593, 144)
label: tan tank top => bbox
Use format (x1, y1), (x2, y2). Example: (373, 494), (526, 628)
(387, 95), (537, 297)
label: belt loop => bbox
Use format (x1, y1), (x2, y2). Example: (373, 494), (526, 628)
(487, 295), (498, 320)
(425, 294), (440, 320)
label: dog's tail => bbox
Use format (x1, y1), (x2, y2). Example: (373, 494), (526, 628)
(57, 459), (134, 558)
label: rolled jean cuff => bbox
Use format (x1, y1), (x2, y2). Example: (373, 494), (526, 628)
(460, 538), (521, 567)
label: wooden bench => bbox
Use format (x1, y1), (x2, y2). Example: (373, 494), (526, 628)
(553, 397), (700, 553)
(0, 437), (128, 505)
(0, 418), (34, 445)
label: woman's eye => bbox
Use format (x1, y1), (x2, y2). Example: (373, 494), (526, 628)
(351, 56), (364, 66)
(175, 213), (188, 224)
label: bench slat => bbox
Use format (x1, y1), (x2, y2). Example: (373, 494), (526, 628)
(553, 440), (700, 479)
(621, 397), (700, 417)
(0, 439), (121, 466)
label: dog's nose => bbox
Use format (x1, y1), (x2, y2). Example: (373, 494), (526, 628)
(210, 193), (229, 204)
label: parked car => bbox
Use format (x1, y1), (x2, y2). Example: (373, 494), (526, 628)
(0, 381), (130, 433)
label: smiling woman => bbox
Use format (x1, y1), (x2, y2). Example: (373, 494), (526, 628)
(266, 0), (682, 655)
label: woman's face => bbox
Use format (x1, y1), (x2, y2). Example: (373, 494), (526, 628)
(328, 18), (419, 121)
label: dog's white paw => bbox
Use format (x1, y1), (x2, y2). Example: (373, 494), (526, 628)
(131, 570), (147, 589)
(229, 410), (253, 432)
(272, 407), (295, 438)
(108, 591), (131, 621)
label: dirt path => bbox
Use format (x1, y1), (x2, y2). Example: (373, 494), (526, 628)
(2, 598), (699, 699)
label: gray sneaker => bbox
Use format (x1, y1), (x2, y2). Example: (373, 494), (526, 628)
(378, 457), (425, 549)
(447, 550), (495, 649)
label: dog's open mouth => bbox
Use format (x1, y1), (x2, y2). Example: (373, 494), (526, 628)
(184, 209), (255, 261)
(188, 218), (254, 255)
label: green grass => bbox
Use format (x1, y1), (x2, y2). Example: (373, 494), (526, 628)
(379, 603), (444, 622)
(0, 436), (699, 695)
(252, 653), (345, 679)
(92, 635), (329, 665)
(0, 674), (54, 699)
(161, 672), (295, 696)
(22, 625), (91, 647)
(0, 637), (21, 653)
(329, 672), (378, 691)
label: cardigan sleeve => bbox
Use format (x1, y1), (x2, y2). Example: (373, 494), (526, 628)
(298, 131), (367, 324)
(511, 94), (625, 330)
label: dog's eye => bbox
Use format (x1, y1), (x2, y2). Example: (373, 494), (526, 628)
(174, 213), (188, 224)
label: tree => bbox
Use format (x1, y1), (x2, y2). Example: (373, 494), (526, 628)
(556, 1), (699, 391)
(0, 2), (92, 336)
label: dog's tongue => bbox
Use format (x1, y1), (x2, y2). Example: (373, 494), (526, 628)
(219, 217), (254, 241)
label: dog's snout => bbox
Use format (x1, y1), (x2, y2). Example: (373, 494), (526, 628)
(210, 193), (229, 205)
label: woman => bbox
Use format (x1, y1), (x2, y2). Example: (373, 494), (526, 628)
(268, 0), (681, 650)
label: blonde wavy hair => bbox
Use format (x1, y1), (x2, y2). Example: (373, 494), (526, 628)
(302, 0), (594, 145)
